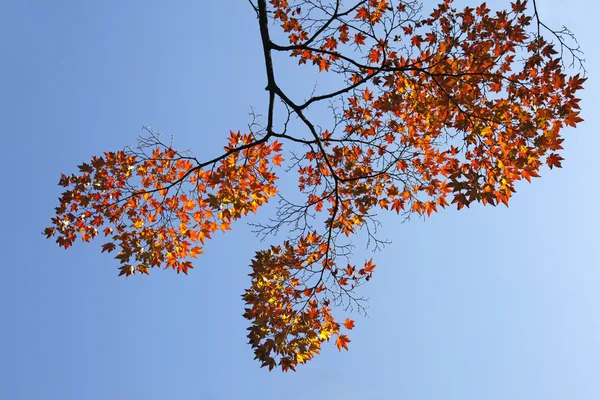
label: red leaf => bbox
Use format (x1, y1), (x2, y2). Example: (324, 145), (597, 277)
(343, 318), (355, 330)
(336, 335), (351, 351)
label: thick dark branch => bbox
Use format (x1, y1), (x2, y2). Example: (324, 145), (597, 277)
(257, 0), (277, 131)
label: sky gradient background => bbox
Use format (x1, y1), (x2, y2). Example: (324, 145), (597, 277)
(1, 0), (598, 399)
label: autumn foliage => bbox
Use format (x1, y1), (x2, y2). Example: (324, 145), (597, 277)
(45, 0), (585, 371)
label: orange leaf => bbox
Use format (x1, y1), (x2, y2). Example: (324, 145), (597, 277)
(343, 318), (355, 330)
(272, 154), (284, 166)
(364, 258), (376, 273)
(336, 335), (351, 351)
(546, 153), (563, 169)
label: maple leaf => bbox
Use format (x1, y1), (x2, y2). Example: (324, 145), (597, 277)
(336, 335), (351, 351)
(271, 141), (283, 152)
(411, 35), (423, 48)
(355, 7), (369, 21)
(344, 318), (355, 330)
(368, 48), (380, 63)
(546, 153), (563, 169)
(101, 243), (116, 253)
(564, 112), (583, 127)
(364, 258), (376, 273)
(354, 33), (367, 45)
(272, 154), (284, 166)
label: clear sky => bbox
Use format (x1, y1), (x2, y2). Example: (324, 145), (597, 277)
(1, 0), (598, 399)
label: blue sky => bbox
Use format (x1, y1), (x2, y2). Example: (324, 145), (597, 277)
(1, 0), (598, 399)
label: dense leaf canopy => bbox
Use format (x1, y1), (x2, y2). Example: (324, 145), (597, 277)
(45, 0), (585, 371)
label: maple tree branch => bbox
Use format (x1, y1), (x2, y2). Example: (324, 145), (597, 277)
(292, 0), (367, 49)
(45, 0), (587, 372)
(247, 0), (259, 17)
(272, 86), (341, 181)
(531, 0), (585, 71)
(257, 0), (278, 133)
(299, 73), (372, 110)
(256, 2), (346, 286)
(115, 0), (283, 207)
